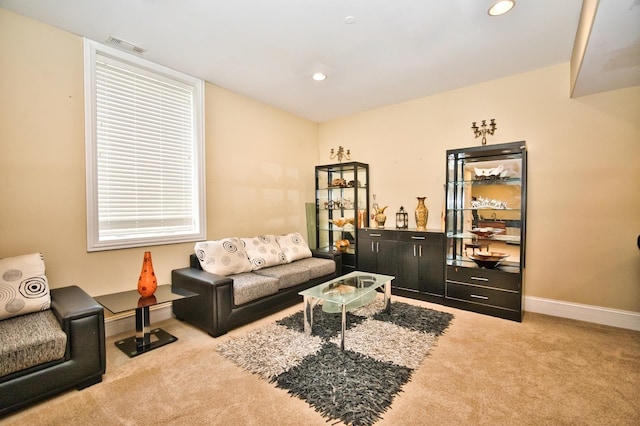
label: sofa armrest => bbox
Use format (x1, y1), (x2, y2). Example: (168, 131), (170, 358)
(49, 285), (106, 373)
(50, 286), (104, 332)
(172, 267), (234, 337)
(172, 267), (234, 292)
(311, 249), (342, 274)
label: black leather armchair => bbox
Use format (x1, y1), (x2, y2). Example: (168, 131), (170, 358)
(0, 285), (106, 415)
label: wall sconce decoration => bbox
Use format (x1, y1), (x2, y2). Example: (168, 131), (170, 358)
(471, 119), (497, 145)
(396, 206), (408, 229)
(330, 146), (351, 163)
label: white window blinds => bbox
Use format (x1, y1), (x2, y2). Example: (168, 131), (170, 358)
(85, 40), (205, 250)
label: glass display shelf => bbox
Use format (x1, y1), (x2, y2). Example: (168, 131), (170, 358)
(446, 207), (522, 211)
(446, 232), (521, 243)
(446, 257), (521, 274)
(447, 177), (522, 186)
(315, 161), (369, 274)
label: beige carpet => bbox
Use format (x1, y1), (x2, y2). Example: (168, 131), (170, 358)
(3, 296), (639, 425)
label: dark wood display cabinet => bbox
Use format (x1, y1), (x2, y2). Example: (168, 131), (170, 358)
(445, 141), (527, 321)
(315, 162), (369, 275)
(357, 228), (445, 303)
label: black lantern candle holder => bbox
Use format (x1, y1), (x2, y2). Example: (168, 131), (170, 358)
(396, 206), (408, 229)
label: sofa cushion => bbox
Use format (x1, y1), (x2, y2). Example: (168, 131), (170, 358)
(0, 253), (51, 321)
(231, 273), (280, 306)
(294, 257), (336, 279)
(194, 239), (253, 276)
(253, 262), (311, 290)
(241, 235), (286, 270)
(0, 309), (67, 378)
(276, 232), (313, 263)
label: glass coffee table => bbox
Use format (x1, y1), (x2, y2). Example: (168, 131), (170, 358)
(95, 284), (197, 358)
(299, 271), (394, 350)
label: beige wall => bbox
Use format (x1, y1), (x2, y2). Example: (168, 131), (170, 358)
(2, 8), (639, 314)
(0, 10), (318, 296)
(319, 64), (640, 312)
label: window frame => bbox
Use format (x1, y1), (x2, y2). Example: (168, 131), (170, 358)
(84, 38), (206, 251)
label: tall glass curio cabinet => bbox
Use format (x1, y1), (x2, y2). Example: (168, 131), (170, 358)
(315, 162), (369, 275)
(445, 141), (526, 321)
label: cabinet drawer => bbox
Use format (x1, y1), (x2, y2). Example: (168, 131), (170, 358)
(397, 231), (443, 243)
(446, 282), (520, 311)
(360, 229), (396, 239)
(446, 265), (520, 291)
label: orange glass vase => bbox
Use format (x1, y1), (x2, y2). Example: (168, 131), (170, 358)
(137, 251), (158, 297)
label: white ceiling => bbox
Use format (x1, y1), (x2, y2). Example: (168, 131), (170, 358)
(1, 0), (638, 122)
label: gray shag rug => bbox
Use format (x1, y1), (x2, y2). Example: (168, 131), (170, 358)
(217, 298), (453, 426)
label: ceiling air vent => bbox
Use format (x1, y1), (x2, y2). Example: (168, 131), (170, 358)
(105, 35), (146, 55)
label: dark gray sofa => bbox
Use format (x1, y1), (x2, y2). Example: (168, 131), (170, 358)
(0, 285), (106, 415)
(172, 250), (341, 337)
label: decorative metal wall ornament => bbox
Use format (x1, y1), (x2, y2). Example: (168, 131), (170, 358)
(330, 146), (351, 163)
(471, 119), (497, 145)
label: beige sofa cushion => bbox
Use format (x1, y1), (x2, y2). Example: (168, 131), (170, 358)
(276, 232), (312, 262)
(232, 273), (280, 306)
(0, 310), (66, 377)
(293, 257), (336, 279)
(0, 253), (51, 321)
(241, 235), (286, 270)
(253, 262), (310, 290)
(194, 239), (253, 276)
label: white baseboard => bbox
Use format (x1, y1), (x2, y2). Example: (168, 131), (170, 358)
(104, 303), (174, 338)
(104, 298), (640, 338)
(524, 296), (640, 332)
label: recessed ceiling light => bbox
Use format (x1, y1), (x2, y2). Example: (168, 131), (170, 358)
(488, 0), (515, 16)
(344, 16), (356, 24)
(312, 72), (327, 81)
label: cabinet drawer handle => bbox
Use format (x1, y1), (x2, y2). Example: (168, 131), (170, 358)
(371, 242), (375, 252)
(419, 245), (423, 257)
(413, 245), (417, 257)
(470, 294), (489, 300)
(369, 233), (382, 237)
(470, 276), (489, 282)
(411, 236), (426, 240)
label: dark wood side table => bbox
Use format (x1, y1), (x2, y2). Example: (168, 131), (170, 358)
(95, 284), (197, 358)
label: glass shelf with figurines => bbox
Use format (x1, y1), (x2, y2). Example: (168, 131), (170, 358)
(315, 162), (369, 275)
(444, 141), (527, 322)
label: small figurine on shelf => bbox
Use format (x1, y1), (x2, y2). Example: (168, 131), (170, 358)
(371, 194), (388, 228)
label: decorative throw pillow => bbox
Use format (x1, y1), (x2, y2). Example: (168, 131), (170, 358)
(194, 239), (253, 276)
(0, 252), (51, 321)
(240, 235), (286, 270)
(276, 232), (313, 263)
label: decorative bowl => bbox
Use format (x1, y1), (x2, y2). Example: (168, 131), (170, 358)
(331, 217), (354, 228)
(469, 252), (509, 268)
(335, 239), (350, 252)
(469, 227), (504, 238)
(332, 218), (347, 227)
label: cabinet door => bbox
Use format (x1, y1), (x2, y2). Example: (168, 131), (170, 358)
(395, 232), (444, 295)
(417, 234), (445, 296)
(358, 238), (378, 273)
(357, 231), (396, 276)
(375, 239), (396, 276)
(395, 241), (419, 291)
